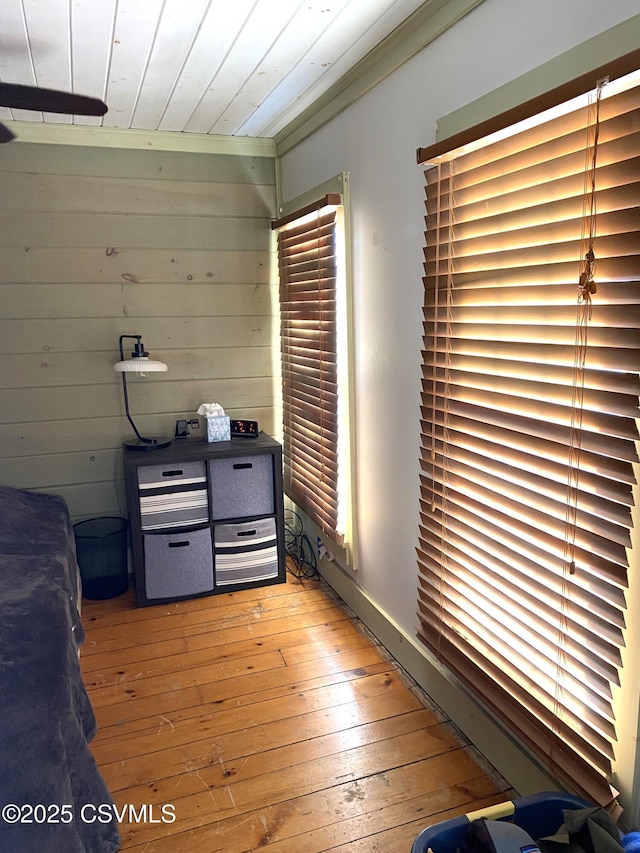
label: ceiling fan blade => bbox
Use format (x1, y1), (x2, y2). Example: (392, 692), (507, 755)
(0, 121), (16, 143)
(0, 83), (107, 116)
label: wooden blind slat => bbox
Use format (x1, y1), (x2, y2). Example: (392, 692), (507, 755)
(416, 544), (624, 665)
(417, 513), (628, 618)
(421, 398), (639, 463)
(420, 414), (637, 490)
(423, 444), (633, 533)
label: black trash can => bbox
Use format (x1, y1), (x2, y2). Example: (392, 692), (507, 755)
(73, 516), (129, 600)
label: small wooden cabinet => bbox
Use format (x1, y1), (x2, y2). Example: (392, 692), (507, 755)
(123, 433), (286, 606)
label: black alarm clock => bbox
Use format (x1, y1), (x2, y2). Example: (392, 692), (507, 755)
(230, 419), (259, 437)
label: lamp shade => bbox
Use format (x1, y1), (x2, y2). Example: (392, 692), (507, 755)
(114, 357), (168, 373)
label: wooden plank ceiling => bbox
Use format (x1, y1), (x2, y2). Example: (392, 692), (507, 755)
(0, 0), (428, 139)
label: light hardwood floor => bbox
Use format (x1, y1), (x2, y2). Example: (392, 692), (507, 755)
(81, 569), (513, 852)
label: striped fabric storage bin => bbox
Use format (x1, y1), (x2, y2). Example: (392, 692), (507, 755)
(137, 461), (209, 531)
(214, 517), (279, 586)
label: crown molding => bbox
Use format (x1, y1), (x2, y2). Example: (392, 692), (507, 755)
(2, 120), (276, 157)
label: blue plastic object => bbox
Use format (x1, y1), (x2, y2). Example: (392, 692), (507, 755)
(622, 833), (640, 853)
(411, 792), (591, 853)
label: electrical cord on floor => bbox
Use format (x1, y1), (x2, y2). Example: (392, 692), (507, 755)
(284, 509), (318, 580)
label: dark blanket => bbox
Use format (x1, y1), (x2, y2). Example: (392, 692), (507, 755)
(0, 486), (120, 852)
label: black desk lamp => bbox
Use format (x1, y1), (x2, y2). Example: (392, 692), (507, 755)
(114, 334), (172, 451)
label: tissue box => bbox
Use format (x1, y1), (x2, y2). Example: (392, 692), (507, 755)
(205, 415), (230, 442)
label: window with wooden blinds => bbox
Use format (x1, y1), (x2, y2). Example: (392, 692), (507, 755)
(273, 194), (342, 542)
(416, 68), (640, 809)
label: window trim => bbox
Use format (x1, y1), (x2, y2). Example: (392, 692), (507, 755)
(417, 40), (640, 165)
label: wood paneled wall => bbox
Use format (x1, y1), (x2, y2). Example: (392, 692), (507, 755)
(0, 141), (277, 521)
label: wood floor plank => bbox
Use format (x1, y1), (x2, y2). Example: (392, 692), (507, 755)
(88, 649), (287, 708)
(115, 730), (472, 848)
(121, 784), (512, 853)
(117, 748), (500, 850)
(98, 687), (426, 793)
(106, 708), (440, 806)
(299, 785), (515, 853)
(115, 719), (464, 817)
(90, 642), (386, 717)
(82, 574), (510, 852)
(82, 601), (349, 665)
(93, 655), (390, 737)
(83, 615), (360, 680)
(82, 578), (327, 632)
(81, 582), (338, 654)
(93, 669), (421, 767)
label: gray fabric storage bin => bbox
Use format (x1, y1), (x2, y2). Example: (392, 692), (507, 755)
(214, 517), (278, 586)
(143, 526), (214, 600)
(208, 454), (274, 520)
